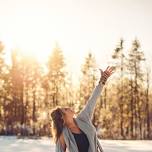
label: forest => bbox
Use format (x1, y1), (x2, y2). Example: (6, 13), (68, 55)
(0, 39), (151, 140)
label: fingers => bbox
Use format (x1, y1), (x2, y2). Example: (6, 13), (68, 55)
(99, 66), (114, 84)
(105, 66), (114, 75)
(103, 66), (114, 79)
(104, 70), (111, 77)
(106, 66), (110, 71)
(100, 67), (112, 78)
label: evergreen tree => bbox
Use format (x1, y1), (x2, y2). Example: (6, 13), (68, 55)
(77, 53), (99, 126)
(0, 41), (10, 131)
(145, 67), (151, 139)
(127, 39), (145, 139)
(47, 43), (66, 106)
(78, 53), (97, 107)
(112, 39), (126, 138)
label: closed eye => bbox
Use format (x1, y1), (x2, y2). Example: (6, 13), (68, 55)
(62, 108), (68, 111)
(65, 108), (69, 111)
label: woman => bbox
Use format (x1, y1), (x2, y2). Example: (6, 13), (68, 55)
(51, 66), (114, 152)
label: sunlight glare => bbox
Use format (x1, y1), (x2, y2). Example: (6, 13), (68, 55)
(1, 8), (58, 64)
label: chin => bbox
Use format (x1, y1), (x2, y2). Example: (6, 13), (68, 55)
(73, 114), (76, 118)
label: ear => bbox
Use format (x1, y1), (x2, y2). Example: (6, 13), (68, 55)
(61, 117), (65, 126)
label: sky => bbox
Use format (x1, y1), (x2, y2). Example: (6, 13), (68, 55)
(0, 0), (152, 80)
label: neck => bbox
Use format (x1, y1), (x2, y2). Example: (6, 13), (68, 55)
(66, 118), (77, 129)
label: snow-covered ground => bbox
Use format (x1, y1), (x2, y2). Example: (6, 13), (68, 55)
(0, 136), (152, 152)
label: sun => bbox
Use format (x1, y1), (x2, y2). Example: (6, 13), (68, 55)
(2, 33), (53, 65)
(0, 10), (57, 64)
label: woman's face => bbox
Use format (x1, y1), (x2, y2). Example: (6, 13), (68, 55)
(61, 107), (75, 118)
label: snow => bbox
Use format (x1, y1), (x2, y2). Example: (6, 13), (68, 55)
(0, 136), (152, 152)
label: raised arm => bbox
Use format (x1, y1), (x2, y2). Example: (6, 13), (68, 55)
(77, 66), (114, 120)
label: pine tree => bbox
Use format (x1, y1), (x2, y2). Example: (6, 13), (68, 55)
(0, 42), (12, 133)
(10, 49), (24, 125)
(127, 39), (145, 139)
(21, 56), (42, 135)
(145, 67), (151, 139)
(78, 53), (97, 107)
(77, 53), (99, 126)
(47, 43), (66, 106)
(0, 41), (10, 130)
(112, 39), (126, 138)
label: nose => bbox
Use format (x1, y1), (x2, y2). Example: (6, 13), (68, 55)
(69, 107), (73, 111)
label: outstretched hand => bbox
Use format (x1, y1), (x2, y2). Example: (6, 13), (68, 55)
(99, 66), (114, 85)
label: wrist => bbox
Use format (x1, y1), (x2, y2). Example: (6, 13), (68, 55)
(99, 79), (106, 85)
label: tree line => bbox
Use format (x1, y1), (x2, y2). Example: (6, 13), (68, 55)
(0, 39), (151, 139)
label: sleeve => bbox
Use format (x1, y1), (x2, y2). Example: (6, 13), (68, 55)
(77, 83), (104, 121)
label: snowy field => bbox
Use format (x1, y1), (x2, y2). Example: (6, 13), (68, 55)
(0, 136), (152, 152)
